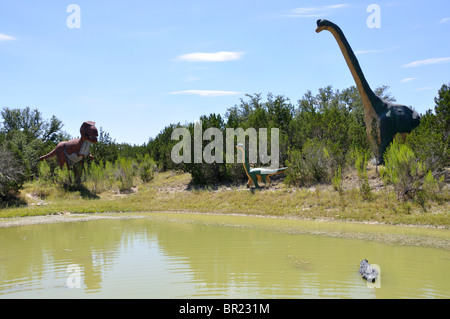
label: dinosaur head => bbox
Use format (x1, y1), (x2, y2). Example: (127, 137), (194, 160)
(80, 121), (98, 143)
(315, 19), (335, 33)
(236, 143), (245, 152)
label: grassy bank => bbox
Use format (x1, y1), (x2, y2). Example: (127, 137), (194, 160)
(1, 169), (449, 228)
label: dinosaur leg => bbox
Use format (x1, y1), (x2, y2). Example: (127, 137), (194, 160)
(254, 175), (261, 189)
(378, 114), (395, 165)
(247, 179), (253, 188)
(258, 175), (267, 188)
(73, 163), (82, 185)
(57, 155), (66, 169)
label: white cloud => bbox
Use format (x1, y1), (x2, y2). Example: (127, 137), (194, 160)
(286, 4), (348, 18)
(355, 49), (383, 55)
(400, 78), (417, 83)
(176, 51), (243, 62)
(355, 46), (399, 55)
(403, 57), (450, 68)
(439, 17), (450, 24)
(169, 90), (240, 97)
(0, 33), (15, 42)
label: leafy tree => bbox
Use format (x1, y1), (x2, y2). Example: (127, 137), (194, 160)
(147, 123), (184, 171)
(407, 83), (449, 173)
(433, 83), (449, 159)
(90, 128), (119, 164)
(1, 107), (64, 143)
(0, 146), (25, 198)
(0, 106), (65, 179)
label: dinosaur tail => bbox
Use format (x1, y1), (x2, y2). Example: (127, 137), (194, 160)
(39, 148), (57, 161)
(269, 167), (288, 176)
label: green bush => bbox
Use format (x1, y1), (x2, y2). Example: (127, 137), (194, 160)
(332, 164), (343, 193)
(34, 160), (53, 196)
(54, 166), (75, 188)
(285, 139), (332, 186)
(422, 170), (445, 201)
(115, 157), (137, 191)
(380, 139), (425, 201)
(353, 148), (372, 201)
(139, 154), (158, 183)
(33, 154), (159, 195)
(285, 148), (309, 186)
(83, 160), (106, 193)
(406, 83), (449, 174)
(0, 146), (25, 197)
(303, 139), (331, 183)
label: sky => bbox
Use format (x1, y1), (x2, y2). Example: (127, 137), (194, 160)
(0, 0), (449, 145)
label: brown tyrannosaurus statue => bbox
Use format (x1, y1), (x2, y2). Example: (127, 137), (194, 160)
(39, 121), (98, 169)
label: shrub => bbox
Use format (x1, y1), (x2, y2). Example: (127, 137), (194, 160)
(422, 170), (445, 201)
(0, 146), (25, 197)
(84, 160), (106, 193)
(332, 164), (343, 193)
(37, 160), (52, 184)
(54, 165), (75, 188)
(353, 148), (372, 201)
(406, 83), (449, 174)
(303, 139), (331, 183)
(285, 148), (310, 186)
(34, 160), (54, 196)
(406, 111), (447, 174)
(285, 139), (332, 186)
(380, 139), (425, 200)
(139, 154), (158, 183)
(115, 157), (137, 191)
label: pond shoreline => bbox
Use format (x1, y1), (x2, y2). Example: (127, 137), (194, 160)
(0, 210), (447, 228)
(1, 210), (449, 250)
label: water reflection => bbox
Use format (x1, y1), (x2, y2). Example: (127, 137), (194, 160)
(0, 215), (449, 298)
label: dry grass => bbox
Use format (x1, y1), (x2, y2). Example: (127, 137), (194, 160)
(1, 169), (449, 228)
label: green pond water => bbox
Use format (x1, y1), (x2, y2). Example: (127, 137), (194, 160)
(0, 212), (449, 298)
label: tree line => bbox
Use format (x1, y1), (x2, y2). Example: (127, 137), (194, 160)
(1, 84), (448, 203)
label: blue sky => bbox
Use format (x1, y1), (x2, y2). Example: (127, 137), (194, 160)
(0, 0), (449, 145)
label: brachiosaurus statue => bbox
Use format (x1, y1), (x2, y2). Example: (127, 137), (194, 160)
(236, 143), (287, 189)
(315, 19), (421, 163)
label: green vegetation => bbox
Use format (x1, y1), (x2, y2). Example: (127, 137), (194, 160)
(0, 84), (448, 227)
(353, 148), (373, 201)
(2, 171), (448, 227)
(33, 155), (157, 196)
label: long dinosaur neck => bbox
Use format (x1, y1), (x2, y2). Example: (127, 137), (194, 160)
(324, 24), (384, 116)
(238, 148), (251, 174)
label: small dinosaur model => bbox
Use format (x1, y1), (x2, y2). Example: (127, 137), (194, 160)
(39, 121), (98, 169)
(236, 143), (287, 189)
(316, 19), (421, 164)
(359, 259), (378, 283)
